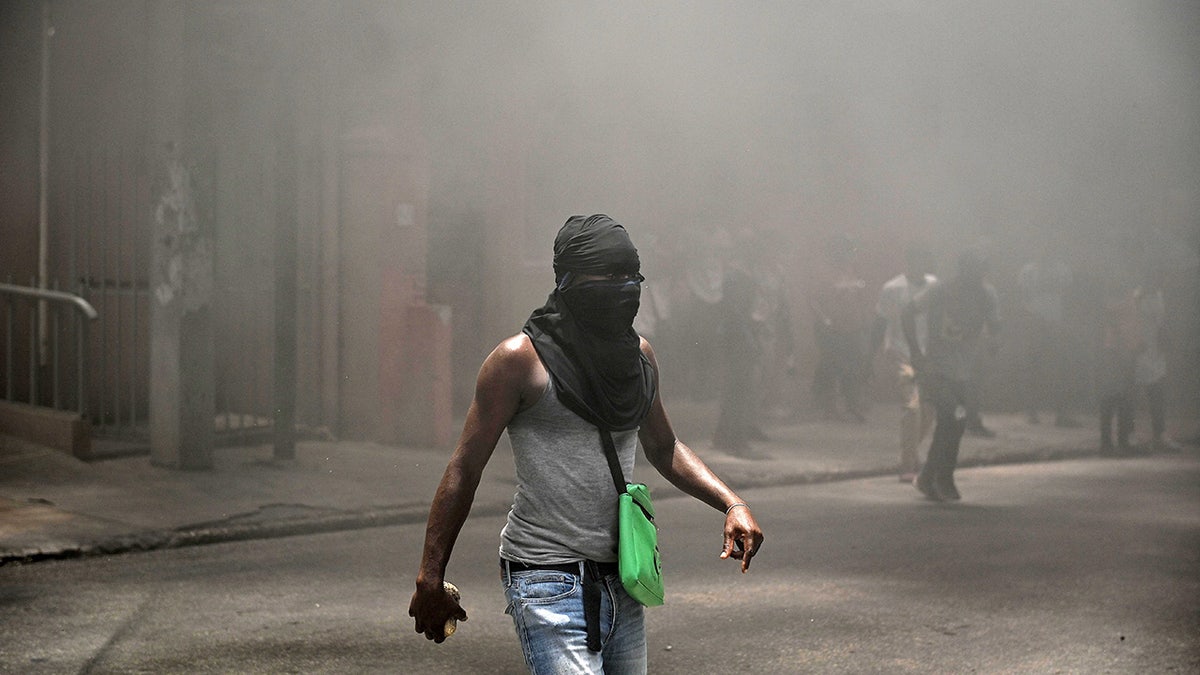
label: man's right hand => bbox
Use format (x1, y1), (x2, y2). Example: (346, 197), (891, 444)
(409, 582), (468, 643)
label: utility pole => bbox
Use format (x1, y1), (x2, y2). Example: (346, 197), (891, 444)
(37, 1), (53, 371)
(272, 66), (298, 461)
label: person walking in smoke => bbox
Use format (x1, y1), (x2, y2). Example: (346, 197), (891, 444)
(677, 229), (728, 396)
(903, 248), (1000, 501)
(409, 215), (764, 674)
(872, 243), (937, 483)
(1132, 268), (1182, 453)
(712, 228), (792, 456)
(809, 234), (873, 422)
(751, 231), (799, 425)
(1097, 277), (1141, 455)
(712, 232), (766, 454)
(1017, 246), (1082, 428)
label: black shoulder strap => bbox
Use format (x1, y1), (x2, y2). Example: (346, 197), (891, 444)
(598, 429), (628, 496)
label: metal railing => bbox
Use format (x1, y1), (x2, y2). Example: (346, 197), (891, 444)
(1, 281), (98, 417)
(67, 146), (151, 439)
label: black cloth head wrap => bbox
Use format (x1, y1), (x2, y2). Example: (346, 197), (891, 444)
(551, 214), (643, 283)
(523, 215), (658, 431)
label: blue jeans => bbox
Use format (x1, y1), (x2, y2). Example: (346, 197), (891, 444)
(501, 560), (647, 674)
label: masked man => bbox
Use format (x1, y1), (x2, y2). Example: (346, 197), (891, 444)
(409, 215), (764, 674)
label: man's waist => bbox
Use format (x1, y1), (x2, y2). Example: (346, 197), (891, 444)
(503, 558), (619, 577)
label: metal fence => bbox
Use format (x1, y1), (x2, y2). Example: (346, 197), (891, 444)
(0, 139), (344, 458)
(50, 146), (281, 445)
(64, 147), (152, 440)
(0, 282), (97, 416)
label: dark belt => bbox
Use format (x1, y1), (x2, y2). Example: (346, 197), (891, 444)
(505, 559), (619, 577)
(504, 559), (618, 652)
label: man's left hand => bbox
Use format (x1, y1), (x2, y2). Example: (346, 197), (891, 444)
(720, 505), (764, 573)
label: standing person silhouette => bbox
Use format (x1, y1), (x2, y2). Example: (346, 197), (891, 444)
(810, 235), (873, 422)
(903, 248), (999, 501)
(873, 244), (937, 483)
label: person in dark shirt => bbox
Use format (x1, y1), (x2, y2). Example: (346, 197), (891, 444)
(902, 248), (999, 501)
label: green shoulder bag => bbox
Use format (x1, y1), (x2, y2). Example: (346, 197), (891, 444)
(600, 430), (665, 606)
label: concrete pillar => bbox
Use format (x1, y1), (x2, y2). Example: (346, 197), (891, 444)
(147, 1), (214, 469)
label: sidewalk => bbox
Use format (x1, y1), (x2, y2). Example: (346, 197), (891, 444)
(1, 400), (1189, 566)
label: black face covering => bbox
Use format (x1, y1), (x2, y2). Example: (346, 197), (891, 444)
(559, 277), (642, 338)
(523, 215), (657, 431)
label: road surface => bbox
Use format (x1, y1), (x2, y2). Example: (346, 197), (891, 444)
(1, 455), (1196, 673)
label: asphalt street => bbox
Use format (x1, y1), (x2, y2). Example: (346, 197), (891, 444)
(1, 454), (1196, 674)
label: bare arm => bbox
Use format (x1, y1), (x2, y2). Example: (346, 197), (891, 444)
(903, 283), (933, 374)
(637, 339), (765, 572)
(901, 300), (923, 368)
(984, 283), (1001, 339)
(409, 335), (545, 642)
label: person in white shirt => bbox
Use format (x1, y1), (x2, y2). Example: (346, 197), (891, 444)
(1133, 270), (1181, 452)
(872, 245), (937, 482)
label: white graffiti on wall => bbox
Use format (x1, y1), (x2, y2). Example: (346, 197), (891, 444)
(153, 159), (213, 311)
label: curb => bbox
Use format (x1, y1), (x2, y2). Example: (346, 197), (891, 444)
(0, 504), (486, 567)
(0, 445), (1103, 567)
(710, 444), (1100, 491)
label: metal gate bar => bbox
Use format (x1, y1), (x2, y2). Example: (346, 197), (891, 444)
(68, 147), (150, 440)
(0, 281), (97, 416)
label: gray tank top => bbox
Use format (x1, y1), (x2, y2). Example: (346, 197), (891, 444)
(499, 377), (639, 564)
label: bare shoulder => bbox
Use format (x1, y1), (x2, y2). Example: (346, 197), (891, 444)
(636, 335), (674, 449)
(639, 337), (665, 384)
(639, 336), (658, 363)
(482, 334), (540, 377)
(480, 334), (548, 408)
(493, 333), (538, 361)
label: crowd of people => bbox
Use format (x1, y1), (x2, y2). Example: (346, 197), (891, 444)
(633, 227), (1190, 492)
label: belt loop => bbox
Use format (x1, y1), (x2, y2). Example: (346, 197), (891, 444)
(502, 559), (512, 585)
